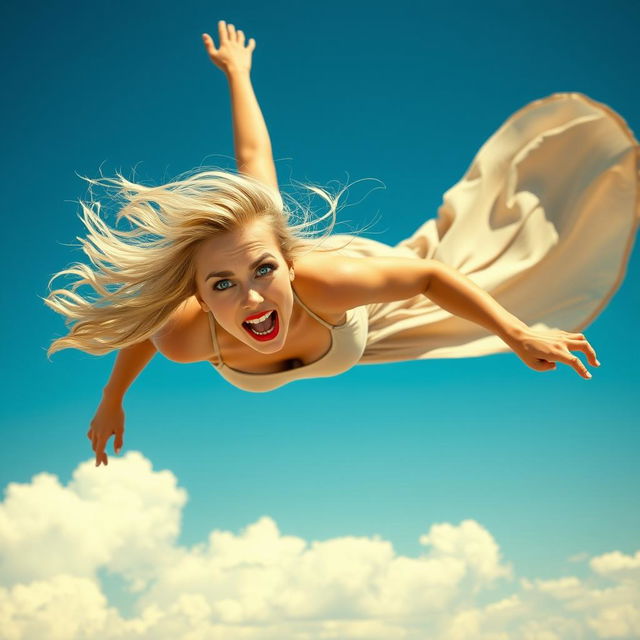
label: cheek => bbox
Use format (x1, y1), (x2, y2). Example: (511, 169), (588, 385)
(206, 294), (233, 321)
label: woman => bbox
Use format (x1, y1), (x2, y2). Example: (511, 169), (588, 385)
(45, 20), (639, 467)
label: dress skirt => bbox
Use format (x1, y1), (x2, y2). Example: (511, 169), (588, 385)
(314, 92), (639, 364)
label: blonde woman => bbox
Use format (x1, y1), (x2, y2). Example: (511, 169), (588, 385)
(45, 20), (639, 468)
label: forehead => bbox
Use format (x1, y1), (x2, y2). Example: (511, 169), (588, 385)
(195, 221), (280, 267)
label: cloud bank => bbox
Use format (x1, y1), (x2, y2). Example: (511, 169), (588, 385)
(0, 452), (638, 639)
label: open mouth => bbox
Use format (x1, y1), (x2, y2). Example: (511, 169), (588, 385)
(242, 310), (279, 341)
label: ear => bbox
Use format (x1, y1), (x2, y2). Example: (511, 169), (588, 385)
(284, 257), (295, 280)
(194, 291), (209, 313)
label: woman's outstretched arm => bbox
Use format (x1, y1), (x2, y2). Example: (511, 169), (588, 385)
(202, 20), (278, 189)
(88, 339), (157, 468)
(102, 339), (157, 401)
(421, 260), (601, 378)
(295, 253), (600, 379)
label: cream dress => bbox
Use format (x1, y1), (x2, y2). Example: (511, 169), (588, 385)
(315, 91), (639, 364)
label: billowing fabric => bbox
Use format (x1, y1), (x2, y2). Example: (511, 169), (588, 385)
(210, 92), (639, 390)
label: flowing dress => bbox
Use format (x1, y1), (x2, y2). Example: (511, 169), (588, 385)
(328, 91), (639, 364)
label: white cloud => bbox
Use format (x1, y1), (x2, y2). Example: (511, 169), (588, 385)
(590, 551), (640, 581)
(0, 452), (638, 640)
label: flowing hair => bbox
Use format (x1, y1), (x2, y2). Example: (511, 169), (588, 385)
(43, 167), (379, 359)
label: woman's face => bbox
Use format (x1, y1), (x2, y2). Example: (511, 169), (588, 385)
(194, 219), (295, 353)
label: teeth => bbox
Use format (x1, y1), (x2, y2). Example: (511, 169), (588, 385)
(249, 326), (275, 336)
(245, 310), (274, 325)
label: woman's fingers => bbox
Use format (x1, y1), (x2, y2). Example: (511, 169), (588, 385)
(91, 429), (115, 466)
(569, 334), (600, 367)
(215, 20), (250, 48)
(514, 327), (600, 379)
(218, 20), (228, 43)
(87, 401), (124, 468)
(114, 432), (124, 455)
(557, 350), (592, 379)
(89, 430), (121, 464)
(95, 438), (109, 466)
(202, 33), (216, 55)
(219, 20), (237, 42)
(95, 437), (104, 465)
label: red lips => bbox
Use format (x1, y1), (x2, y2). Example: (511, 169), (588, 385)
(244, 309), (274, 322)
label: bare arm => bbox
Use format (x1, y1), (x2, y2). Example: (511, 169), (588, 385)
(227, 71), (279, 189)
(295, 253), (599, 379)
(423, 261), (529, 345)
(202, 20), (279, 189)
(102, 339), (157, 403)
(226, 66), (272, 158)
(423, 260), (598, 378)
(295, 253), (528, 341)
(88, 339), (157, 468)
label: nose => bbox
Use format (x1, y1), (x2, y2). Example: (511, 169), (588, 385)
(241, 287), (265, 309)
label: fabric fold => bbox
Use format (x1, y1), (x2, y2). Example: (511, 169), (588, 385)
(322, 92), (638, 364)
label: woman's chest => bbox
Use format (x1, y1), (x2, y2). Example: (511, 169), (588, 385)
(217, 314), (336, 373)
(188, 299), (345, 374)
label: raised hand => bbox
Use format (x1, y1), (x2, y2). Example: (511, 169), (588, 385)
(202, 20), (256, 76)
(506, 327), (600, 379)
(87, 397), (125, 467)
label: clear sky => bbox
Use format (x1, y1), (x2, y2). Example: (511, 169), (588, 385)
(1, 0), (639, 638)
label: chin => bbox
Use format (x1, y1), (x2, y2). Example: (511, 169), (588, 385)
(242, 326), (286, 351)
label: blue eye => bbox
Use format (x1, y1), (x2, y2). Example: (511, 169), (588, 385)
(256, 263), (276, 276)
(213, 262), (277, 291)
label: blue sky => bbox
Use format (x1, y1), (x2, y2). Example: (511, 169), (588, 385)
(1, 0), (639, 637)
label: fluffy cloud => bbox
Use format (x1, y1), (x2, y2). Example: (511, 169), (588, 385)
(0, 453), (638, 640)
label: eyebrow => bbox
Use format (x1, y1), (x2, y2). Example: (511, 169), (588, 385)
(205, 252), (277, 280)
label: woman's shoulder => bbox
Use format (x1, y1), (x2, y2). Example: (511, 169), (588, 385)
(150, 296), (214, 364)
(292, 250), (354, 315)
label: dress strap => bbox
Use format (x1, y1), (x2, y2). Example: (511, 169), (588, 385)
(207, 312), (224, 367)
(291, 284), (335, 329)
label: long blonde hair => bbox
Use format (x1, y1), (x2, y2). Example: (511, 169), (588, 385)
(43, 168), (377, 358)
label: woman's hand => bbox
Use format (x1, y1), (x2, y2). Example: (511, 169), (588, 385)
(87, 396), (125, 467)
(505, 326), (600, 379)
(202, 20), (256, 76)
